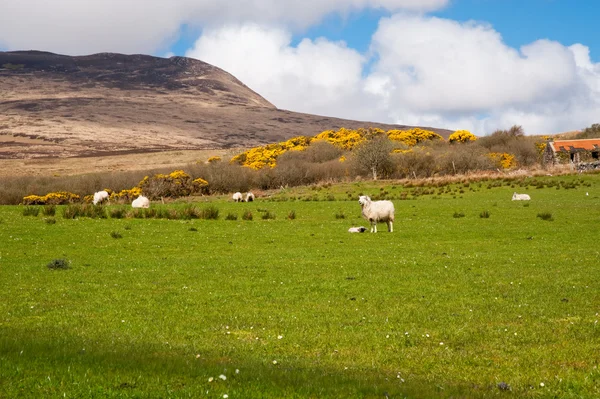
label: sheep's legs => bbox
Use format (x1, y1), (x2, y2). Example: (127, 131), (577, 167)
(371, 223), (377, 233)
(388, 221), (393, 232)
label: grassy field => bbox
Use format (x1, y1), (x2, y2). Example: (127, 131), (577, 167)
(1, 174), (599, 398)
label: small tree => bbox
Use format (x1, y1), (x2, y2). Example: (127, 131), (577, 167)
(354, 136), (394, 180)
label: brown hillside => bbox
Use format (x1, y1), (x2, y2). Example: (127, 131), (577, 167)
(0, 50), (452, 162)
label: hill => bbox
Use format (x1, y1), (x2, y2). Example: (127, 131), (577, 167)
(0, 50), (452, 160)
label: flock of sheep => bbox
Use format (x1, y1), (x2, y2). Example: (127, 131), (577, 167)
(92, 190), (150, 208)
(92, 188), (532, 234)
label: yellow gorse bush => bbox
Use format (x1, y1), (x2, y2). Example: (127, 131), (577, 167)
(231, 127), (448, 169)
(207, 156), (222, 163)
(448, 130), (477, 143)
(22, 191), (80, 205)
(387, 128), (443, 146)
(489, 152), (517, 169)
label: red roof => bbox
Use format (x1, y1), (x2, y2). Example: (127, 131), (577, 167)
(550, 139), (600, 152)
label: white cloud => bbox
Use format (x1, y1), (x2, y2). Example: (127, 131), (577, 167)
(185, 15), (600, 134)
(0, 0), (448, 55)
(366, 14), (600, 133)
(186, 24), (369, 118)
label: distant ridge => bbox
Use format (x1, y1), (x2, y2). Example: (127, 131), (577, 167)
(0, 50), (453, 159)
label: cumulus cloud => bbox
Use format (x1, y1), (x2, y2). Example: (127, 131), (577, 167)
(367, 14), (600, 133)
(186, 15), (600, 134)
(0, 0), (448, 55)
(186, 24), (369, 118)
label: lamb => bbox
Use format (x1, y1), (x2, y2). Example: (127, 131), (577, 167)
(358, 195), (395, 233)
(93, 190), (109, 205)
(348, 226), (367, 233)
(245, 192), (255, 202)
(232, 192), (243, 202)
(512, 192), (531, 201)
(131, 195), (150, 208)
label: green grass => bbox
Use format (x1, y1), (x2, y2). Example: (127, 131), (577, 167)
(1, 174), (599, 398)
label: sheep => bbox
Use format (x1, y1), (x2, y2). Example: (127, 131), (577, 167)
(93, 190), (109, 205)
(348, 226), (367, 233)
(358, 195), (395, 233)
(512, 192), (531, 201)
(245, 192), (255, 202)
(132, 195), (150, 208)
(232, 192), (243, 202)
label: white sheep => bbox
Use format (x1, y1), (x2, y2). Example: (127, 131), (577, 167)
(132, 195), (150, 208)
(93, 190), (109, 205)
(348, 226), (367, 233)
(512, 192), (531, 201)
(358, 195), (395, 233)
(232, 192), (243, 202)
(245, 192), (255, 202)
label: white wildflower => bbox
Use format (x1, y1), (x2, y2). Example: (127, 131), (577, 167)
(219, 374), (226, 381)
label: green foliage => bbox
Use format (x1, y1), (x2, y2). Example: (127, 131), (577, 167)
(2, 63), (25, 70)
(198, 205), (219, 220)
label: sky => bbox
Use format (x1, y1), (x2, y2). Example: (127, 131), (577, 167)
(1, 0), (599, 135)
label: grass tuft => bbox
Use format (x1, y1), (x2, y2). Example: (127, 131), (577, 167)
(110, 231), (123, 239)
(537, 212), (554, 221)
(46, 258), (69, 270)
(453, 211), (465, 218)
(242, 210), (253, 221)
(23, 206), (40, 216)
(479, 210), (490, 218)
(225, 212), (238, 221)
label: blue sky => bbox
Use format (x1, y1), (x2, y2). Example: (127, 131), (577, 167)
(1, 0), (599, 134)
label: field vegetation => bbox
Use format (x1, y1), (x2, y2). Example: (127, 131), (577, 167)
(1, 173), (599, 398)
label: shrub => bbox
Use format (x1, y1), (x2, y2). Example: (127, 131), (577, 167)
(110, 231), (123, 239)
(537, 212), (554, 221)
(225, 212), (238, 221)
(199, 206), (219, 220)
(287, 210), (296, 220)
(242, 210), (253, 221)
(449, 130), (477, 143)
(23, 206), (40, 216)
(480, 210), (491, 219)
(42, 205), (56, 216)
(47, 258), (69, 270)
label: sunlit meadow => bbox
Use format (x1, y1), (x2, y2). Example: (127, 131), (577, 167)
(1, 174), (599, 398)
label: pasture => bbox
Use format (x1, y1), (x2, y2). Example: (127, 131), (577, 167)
(1, 174), (599, 398)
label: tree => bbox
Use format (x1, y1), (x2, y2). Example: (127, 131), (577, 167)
(354, 136), (394, 180)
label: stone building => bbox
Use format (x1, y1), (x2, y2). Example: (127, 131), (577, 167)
(543, 139), (600, 168)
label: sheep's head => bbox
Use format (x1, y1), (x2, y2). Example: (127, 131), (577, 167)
(358, 196), (370, 207)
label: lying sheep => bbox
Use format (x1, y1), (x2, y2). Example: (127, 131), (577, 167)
(132, 195), (150, 208)
(358, 195), (395, 233)
(93, 190), (109, 205)
(245, 192), (255, 202)
(512, 192), (531, 201)
(232, 192), (243, 202)
(348, 226), (367, 233)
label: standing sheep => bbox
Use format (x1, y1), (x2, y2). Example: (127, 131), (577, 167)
(232, 192), (243, 202)
(245, 192), (255, 202)
(93, 190), (109, 205)
(358, 195), (395, 233)
(512, 192), (531, 201)
(132, 195), (150, 208)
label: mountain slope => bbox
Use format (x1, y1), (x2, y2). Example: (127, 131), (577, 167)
(0, 51), (452, 159)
